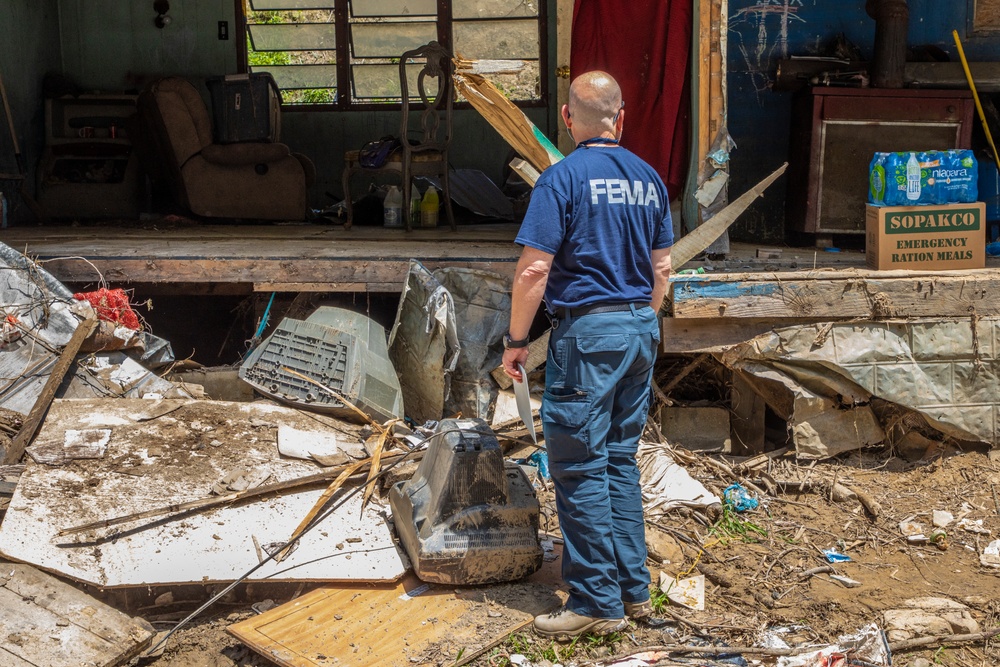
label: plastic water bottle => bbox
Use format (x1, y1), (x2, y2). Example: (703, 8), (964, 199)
(906, 152), (921, 201)
(383, 185), (402, 228)
(420, 185), (439, 228)
(410, 184), (421, 228)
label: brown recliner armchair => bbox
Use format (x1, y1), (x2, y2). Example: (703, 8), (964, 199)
(136, 76), (314, 220)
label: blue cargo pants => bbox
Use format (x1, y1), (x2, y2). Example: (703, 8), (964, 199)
(542, 304), (659, 619)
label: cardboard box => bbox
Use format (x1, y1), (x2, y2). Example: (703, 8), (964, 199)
(866, 202), (986, 270)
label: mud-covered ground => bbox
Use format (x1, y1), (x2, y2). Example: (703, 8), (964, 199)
(119, 439), (1000, 667)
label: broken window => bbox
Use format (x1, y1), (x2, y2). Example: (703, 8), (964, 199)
(239, 0), (545, 108)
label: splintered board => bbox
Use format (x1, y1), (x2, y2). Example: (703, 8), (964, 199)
(0, 563), (153, 666)
(229, 551), (566, 667)
(0, 399), (407, 588)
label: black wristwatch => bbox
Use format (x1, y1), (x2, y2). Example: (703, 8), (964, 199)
(503, 333), (529, 349)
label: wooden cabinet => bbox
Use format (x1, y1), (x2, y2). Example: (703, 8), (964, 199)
(786, 88), (975, 237)
(37, 95), (142, 219)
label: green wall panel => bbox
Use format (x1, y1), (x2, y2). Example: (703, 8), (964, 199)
(0, 0), (62, 224)
(58, 0), (237, 90)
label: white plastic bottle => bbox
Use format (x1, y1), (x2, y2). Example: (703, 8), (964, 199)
(906, 152), (921, 201)
(383, 185), (402, 228)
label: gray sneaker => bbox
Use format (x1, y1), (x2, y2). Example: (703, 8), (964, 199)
(533, 608), (627, 641)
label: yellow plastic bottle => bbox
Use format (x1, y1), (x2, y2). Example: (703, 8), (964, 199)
(420, 185), (439, 228)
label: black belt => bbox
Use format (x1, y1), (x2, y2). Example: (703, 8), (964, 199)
(552, 302), (646, 319)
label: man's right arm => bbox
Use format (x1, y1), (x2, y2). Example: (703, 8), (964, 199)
(650, 246), (672, 314)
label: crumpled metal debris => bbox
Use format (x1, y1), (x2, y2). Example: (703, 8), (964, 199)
(722, 318), (1000, 458)
(388, 261), (460, 423)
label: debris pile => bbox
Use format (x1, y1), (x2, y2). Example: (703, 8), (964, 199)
(0, 245), (997, 667)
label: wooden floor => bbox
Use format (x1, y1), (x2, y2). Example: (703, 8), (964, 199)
(1, 222), (525, 293)
(3, 221), (998, 303)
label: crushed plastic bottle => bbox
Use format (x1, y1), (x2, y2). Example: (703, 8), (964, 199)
(723, 483), (758, 512)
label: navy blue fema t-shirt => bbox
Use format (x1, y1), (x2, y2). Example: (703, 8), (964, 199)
(515, 144), (674, 310)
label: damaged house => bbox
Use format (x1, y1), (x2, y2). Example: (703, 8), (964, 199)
(1, 1), (1000, 666)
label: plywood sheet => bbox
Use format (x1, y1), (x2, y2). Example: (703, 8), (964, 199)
(229, 549), (566, 667)
(0, 399), (407, 588)
(0, 562), (153, 666)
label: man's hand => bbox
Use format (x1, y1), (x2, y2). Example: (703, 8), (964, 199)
(502, 347), (530, 383)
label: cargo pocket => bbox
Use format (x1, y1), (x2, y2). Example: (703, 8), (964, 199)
(576, 334), (630, 356)
(541, 387), (592, 463)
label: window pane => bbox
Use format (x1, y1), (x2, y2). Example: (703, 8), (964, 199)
(350, 22), (437, 58)
(350, 0), (436, 17)
(248, 23), (337, 51)
(250, 0), (336, 9)
(352, 63), (431, 99)
(453, 0), (538, 19)
(455, 60), (540, 102)
(254, 64), (338, 90)
(453, 19), (538, 60)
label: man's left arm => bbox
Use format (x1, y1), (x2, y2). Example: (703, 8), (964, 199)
(502, 246), (554, 382)
(650, 246), (672, 314)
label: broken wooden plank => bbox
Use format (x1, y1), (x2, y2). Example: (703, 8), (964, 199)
(3, 315), (98, 465)
(491, 329), (551, 390)
(453, 71), (562, 174)
(671, 273), (1000, 319)
(228, 551), (566, 667)
(0, 563), (153, 666)
(671, 163), (787, 270)
(509, 157), (541, 187)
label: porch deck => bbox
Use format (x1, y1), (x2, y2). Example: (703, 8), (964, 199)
(1, 222), (527, 294)
(5, 222), (1000, 356)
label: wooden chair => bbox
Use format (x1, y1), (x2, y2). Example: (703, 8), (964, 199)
(341, 41), (455, 230)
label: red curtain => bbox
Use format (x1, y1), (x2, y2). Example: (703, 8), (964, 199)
(570, 0), (692, 199)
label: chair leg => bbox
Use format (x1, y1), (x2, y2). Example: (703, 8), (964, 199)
(341, 164), (355, 229)
(402, 163), (412, 232)
(441, 167), (456, 231)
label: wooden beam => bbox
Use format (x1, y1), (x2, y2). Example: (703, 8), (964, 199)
(661, 317), (833, 353)
(730, 370), (766, 455)
(671, 273), (1000, 319)
(253, 282), (400, 293)
(3, 316), (98, 465)
(709, 0), (726, 141)
(697, 0), (712, 160)
(35, 257), (519, 288)
(0, 563), (153, 666)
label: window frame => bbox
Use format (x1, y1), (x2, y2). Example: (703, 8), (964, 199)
(235, 0), (549, 112)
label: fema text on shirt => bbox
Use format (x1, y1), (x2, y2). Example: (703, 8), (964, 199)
(589, 179), (661, 207)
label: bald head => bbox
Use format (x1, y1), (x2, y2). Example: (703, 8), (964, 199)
(567, 71), (623, 133)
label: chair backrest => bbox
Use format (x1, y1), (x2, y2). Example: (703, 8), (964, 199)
(150, 77), (214, 165)
(399, 41), (453, 155)
(135, 77), (215, 207)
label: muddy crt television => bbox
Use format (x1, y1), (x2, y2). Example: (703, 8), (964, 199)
(390, 418), (542, 585)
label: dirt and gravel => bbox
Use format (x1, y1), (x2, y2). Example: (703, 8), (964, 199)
(104, 434), (1000, 667)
